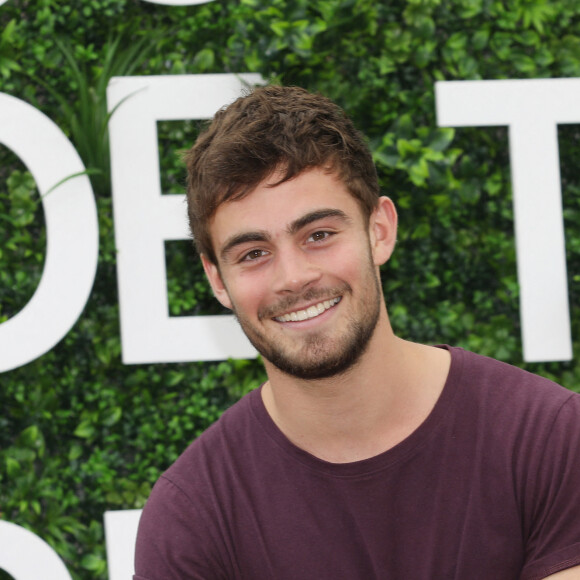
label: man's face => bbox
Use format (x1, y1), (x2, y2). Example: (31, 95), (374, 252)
(202, 168), (396, 380)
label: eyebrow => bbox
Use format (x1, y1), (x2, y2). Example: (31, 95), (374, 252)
(219, 208), (351, 262)
(287, 208), (351, 235)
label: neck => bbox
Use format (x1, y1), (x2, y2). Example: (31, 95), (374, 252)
(261, 313), (450, 463)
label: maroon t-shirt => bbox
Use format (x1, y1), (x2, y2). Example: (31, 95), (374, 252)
(134, 347), (580, 579)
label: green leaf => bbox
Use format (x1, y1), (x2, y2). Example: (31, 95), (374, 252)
(373, 151), (398, 168)
(427, 128), (455, 152)
(411, 222), (431, 239)
(193, 48), (215, 72)
(69, 444), (83, 461)
(5, 456), (20, 477)
(472, 29), (490, 51)
(512, 54), (536, 74)
(270, 21), (289, 37)
(103, 407), (122, 427)
(74, 421), (96, 439)
(409, 158), (430, 186)
(81, 554), (105, 571)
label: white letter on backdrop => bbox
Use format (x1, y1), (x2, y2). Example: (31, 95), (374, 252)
(436, 78), (576, 363)
(0, 520), (72, 580)
(107, 74), (261, 364)
(104, 509), (142, 580)
(0, 93), (98, 373)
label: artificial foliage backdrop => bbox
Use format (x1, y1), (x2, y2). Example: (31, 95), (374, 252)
(1, 0), (580, 577)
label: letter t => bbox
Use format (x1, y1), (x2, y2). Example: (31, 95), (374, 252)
(436, 79), (576, 362)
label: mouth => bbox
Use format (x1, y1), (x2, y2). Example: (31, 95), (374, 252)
(273, 297), (341, 323)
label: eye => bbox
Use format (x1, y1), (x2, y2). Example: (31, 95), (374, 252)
(308, 231), (331, 242)
(242, 249), (268, 262)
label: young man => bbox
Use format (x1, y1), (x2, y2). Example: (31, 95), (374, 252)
(134, 86), (580, 579)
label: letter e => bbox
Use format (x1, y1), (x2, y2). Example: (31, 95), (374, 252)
(107, 74), (261, 364)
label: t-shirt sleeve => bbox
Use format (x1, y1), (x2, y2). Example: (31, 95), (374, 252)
(520, 394), (580, 580)
(133, 475), (228, 580)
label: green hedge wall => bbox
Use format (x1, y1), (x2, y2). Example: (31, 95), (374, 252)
(1, 0), (580, 577)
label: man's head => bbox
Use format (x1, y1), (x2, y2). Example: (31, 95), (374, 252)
(185, 85), (380, 264)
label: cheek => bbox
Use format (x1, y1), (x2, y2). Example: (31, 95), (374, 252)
(222, 273), (267, 315)
(344, 246), (379, 289)
(330, 245), (368, 279)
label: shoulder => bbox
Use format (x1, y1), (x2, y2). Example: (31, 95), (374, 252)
(134, 473), (230, 578)
(444, 348), (580, 577)
(442, 346), (580, 472)
(448, 346), (579, 420)
(134, 388), (264, 578)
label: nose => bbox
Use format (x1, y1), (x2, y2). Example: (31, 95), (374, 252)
(271, 246), (322, 294)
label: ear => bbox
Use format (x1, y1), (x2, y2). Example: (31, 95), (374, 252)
(368, 196), (398, 266)
(201, 254), (234, 310)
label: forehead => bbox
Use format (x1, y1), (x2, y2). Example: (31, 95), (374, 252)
(208, 168), (364, 248)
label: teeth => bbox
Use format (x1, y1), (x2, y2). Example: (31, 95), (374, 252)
(274, 297), (341, 323)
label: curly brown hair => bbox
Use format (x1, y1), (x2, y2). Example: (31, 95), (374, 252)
(185, 85), (380, 264)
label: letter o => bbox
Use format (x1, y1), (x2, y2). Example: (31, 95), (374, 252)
(0, 93), (98, 372)
(0, 521), (73, 579)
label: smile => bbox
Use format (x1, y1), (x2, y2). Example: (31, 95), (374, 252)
(274, 297), (341, 322)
